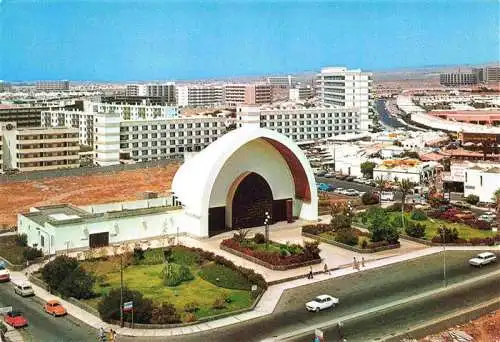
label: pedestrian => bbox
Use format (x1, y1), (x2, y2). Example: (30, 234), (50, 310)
(353, 257), (357, 270)
(309, 265), (314, 279)
(324, 263), (330, 275)
(361, 256), (365, 268)
(98, 327), (105, 340)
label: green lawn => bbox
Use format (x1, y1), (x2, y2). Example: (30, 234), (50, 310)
(386, 212), (496, 240)
(80, 248), (253, 319)
(318, 231), (370, 248)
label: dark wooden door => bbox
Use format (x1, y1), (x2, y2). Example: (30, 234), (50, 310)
(89, 232), (109, 248)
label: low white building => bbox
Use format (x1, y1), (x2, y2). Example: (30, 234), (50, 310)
(373, 160), (437, 183)
(463, 164), (500, 203)
(176, 85), (225, 108)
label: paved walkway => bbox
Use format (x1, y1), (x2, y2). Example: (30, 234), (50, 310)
(1, 322), (24, 342)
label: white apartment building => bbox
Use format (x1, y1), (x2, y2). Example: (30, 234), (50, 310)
(176, 85), (225, 107)
(224, 83), (272, 106)
(237, 105), (362, 143)
(95, 114), (232, 166)
(0, 122), (79, 172)
(125, 83), (176, 103)
(36, 80), (70, 92)
(289, 85), (313, 101)
(41, 102), (178, 146)
(373, 160), (437, 183)
(316, 67), (372, 131)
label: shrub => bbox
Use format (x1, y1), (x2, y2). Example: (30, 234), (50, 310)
(198, 262), (252, 290)
(302, 224), (331, 235)
(433, 227), (459, 243)
(163, 263), (194, 287)
(132, 247), (145, 264)
(16, 233), (28, 247)
(184, 302), (199, 313)
(361, 192), (379, 205)
(405, 222), (426, 238)
(360, 239), (368, 249)
(171, 247), (200, 266)
(391, 215), (408, 229)
(183, 312), (197, 323)
(150, 302), (181, 324)
(212, 297), (226, 310)
(253, 233), (266, 244)
(335, 230), (359, 246)
(385, 203), (403, 212)
(410, 209), (427, 221)
(331, 213), (351, 231)
(303, 240), (321, 259)
(137, 248), (165, 265)
(465, 194), (480, 205)
(23, 246), (43, 261)
(98, 287), (153, 324)
(368, 241), (391, 249)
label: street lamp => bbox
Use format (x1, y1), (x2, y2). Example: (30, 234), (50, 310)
(264, 212), (271, 249)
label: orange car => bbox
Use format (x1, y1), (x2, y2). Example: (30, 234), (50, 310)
(43, 300), (67, 316)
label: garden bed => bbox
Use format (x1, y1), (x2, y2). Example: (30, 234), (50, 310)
(302, 224), (400, 253)
(0, 234), (44, 269)
(77, 245), (266, 324)
(302, 232), (400, 253)
(220, 233), (322, 270)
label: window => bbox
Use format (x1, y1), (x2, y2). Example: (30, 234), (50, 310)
(142, 125), (148, 130)
(170, 124), (175, 129)
(142, 134), (148, 139)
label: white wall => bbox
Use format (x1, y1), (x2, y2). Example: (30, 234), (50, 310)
(373, 169), (422, 183)
(464, 169), (500, 203)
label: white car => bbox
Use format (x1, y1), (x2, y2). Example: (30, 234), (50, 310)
(14, 282), (35, 297)
(344, 189), (359, 196)
(334, 188), (345, 194)
(305, 295), (339, 312)
(0, 264), (10, 282)
(469, 252), (497, 267)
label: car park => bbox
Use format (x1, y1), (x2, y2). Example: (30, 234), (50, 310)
(44, 300), (67, 316)
(14, 282), (35, 297)
(4, 311), (28, 328)
(317, 183), (334, 192)
(469, 252), (497, 267)
(345, 176), (355, 182)
(453, 201), (471, 209)
(316, 170), (327, 177)
(324, 172), (335, 178)
(305, 295), (339, 312)
(478, 213), (496, 222)
(0, 263), (10, 282)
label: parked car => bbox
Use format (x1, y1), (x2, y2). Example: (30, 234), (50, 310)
(0, 264), (10, 282)
(324, 172), (335, 178)
(453, 201), (471, 209)
(44, 300), (67, 316)
(337, 174), (348, 180)
(469, 252), (497, 267)
(316, 170), (327, 177)
(317, 183), (334, 192)
(345, 176), (355, 182)
(344, 189), (359, 196)
(334, 188), (345, 194)
(380, 191), (395, 201)
(14, 282), (34, 297)
(4, 311), (28, 328)
(478, 213), (496, 222)
(306, 295), (339, 312)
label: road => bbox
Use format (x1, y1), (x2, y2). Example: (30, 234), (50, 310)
(315, 176), (403, 201)
(0, 281), (96, 342)
(119, 250), (499, 342)
(376, 99), (405, 129)
(287, 273), (500, 342)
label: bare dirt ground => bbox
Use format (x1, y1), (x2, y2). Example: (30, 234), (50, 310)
(420, 310), (500, 342)
(0, 163), (180, 229)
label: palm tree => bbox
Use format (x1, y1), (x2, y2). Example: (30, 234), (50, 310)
(374, 176), (386, 194)
(397, 178), (415, 230)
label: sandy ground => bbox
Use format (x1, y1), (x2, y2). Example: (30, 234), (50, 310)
(0, 163), (180, 229)
(420, 310), (500, 342)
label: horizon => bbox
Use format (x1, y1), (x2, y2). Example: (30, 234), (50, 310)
(1, 0), (499, 82)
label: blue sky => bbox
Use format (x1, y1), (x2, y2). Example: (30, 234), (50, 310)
(1, 0), (498, 81)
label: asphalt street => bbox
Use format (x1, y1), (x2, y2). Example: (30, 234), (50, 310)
(0, 281), (96, 342)
(119, 250), (499, 342)
(288, 274), (499, 342)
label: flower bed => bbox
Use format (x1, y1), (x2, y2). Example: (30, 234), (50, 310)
(428, 208), (492, 230)
(220, 237), (321, 270)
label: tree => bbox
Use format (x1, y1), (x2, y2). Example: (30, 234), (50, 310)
(464, 194), (479, 205)
(374, 176), (387, 194)
(41, 255), (95, 299)
(98, 287), (154, 324)
(396, 179), (415, 231)
(367, 208), (399, 243)
(41, 256), (79, 291)
(150, 302), (181, 324)
(360, 161), (376, 179)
